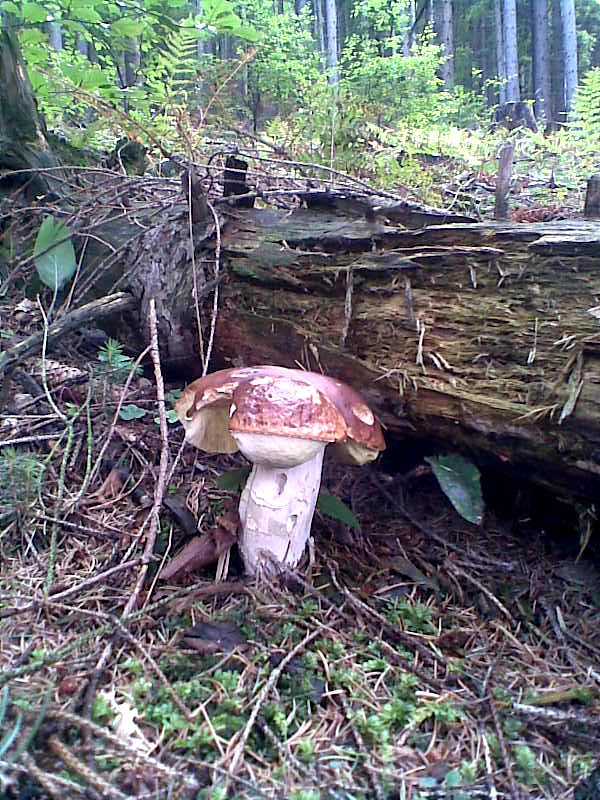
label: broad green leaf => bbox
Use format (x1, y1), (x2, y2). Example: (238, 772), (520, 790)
(119, 404), (147, 420)
(317, 492), (360, 531)
(217, 467), (250, 492)
(443, 769), (462, 788)
(33, 217), (76, 292)
(62, 64), (108, 90)
(70, 7), (102, 23)
(425, 454), (484, 525)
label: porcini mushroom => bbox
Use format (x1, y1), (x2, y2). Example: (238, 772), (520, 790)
(175, 366), (385, 576)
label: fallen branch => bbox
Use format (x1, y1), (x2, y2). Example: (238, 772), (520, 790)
(0, 292), (135, 379)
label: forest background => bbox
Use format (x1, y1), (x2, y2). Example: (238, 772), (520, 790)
(2, 0), (599, 201)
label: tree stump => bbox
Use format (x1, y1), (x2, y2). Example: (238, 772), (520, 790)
(584, 173), (600, 218)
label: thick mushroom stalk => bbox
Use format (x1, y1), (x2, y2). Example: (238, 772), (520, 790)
(175, 366), (385, 577)
(237, 445), (325, 575)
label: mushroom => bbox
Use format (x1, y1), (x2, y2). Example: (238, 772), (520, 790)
(175, 366), (385, 576)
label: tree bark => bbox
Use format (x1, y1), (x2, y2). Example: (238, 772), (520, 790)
(46, 21), (63, 51)
(438, 0), (454, 90)
(494, 139), (514, 219)
(324, 0), (338, 83)
(532, 0), (551, 124)
(313, 0), (326, 58)
(494, 0), (506, 105)
(560, 0), (578, 115)
(0, 31), (62, 199)
(551, 0), (566, 123)
(584, 174), (600, 218)
(403, 0), (415, 56)
(502, 0), (520, 102)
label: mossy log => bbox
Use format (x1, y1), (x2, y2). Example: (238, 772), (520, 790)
(203, 208), (600, 502)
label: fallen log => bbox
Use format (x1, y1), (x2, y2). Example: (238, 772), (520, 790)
(205, 208), (600, 502)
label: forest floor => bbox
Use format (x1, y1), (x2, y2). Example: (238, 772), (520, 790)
(1, 346), (599, 799)
(1, 129), (600, 799)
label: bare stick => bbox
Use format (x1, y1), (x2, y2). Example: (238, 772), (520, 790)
(83, 297), (169, 719)
(494, 139), (514, 220)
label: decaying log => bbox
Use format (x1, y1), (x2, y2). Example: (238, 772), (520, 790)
(201, 208), (600, 502)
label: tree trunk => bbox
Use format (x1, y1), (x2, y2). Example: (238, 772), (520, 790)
(438, 0), (454, 90)
(46, 21), (63, 51)
(295, 0), (308, 13)
(532, 0), (551, 124)
(324, 0), (339, 83)
(403, 0), (415, 55)
(560, 0), (577, 115)
(494, 140), (514, 219)
(551, 0), (566, 123)
(0, 31), (61, 199)
(584, 174), (600, 218)
(195, 0), (205, 62)
(124, 39), (140, 89)
(494, 0), (506, 105)
(75, 33), (89, 58)
(502, 0), (520, 102)
(313, 0), (326, 57)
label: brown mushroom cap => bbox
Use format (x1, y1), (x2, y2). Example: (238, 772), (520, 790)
(228, 374), (347, 469)
(175, 365), (385, 462)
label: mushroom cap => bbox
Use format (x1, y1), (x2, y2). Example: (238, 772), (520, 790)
(175, 365), (385, 463)
(229, 374), (345, 468)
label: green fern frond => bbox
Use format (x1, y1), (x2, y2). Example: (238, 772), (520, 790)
(573, 67), (600, 134)
(145, 26), (202, 104)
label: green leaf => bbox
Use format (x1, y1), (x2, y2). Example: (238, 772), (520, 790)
(317, 492), (360, 531)
(0, 2), (20, 14)
(425, 454), (484, 525)
(119, 404), (147, 420)
(443, 768), (462, 788)
(217, 467), (250, 492)
(111, 18), (145, 38)
(33, 217), (76, 291)
(153, 409), (179, 424)
(22, 2), (48, 22)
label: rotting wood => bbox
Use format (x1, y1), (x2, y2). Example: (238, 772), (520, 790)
(204, 208), (600, 502)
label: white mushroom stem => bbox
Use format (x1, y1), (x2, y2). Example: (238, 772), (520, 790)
(237, 445), (326, 577)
